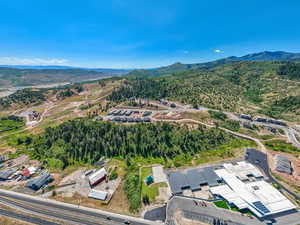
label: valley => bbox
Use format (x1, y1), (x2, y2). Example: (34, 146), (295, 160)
(0, 53), (300, 225)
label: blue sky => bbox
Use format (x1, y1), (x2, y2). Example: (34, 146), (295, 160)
(0, 0), (300, 68)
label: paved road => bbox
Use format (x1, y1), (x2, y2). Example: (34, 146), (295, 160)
(0, 207), (60, 225)
(0, 189), (162, 225)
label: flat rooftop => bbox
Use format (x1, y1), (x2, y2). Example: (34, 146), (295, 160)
(211, 164), (296, 218)
(168, 166), (220, 194)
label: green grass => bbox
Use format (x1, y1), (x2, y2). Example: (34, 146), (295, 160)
(214, 201), (255, 216)
(0, 119), (24, 132)
(140, 167), (167, 202)
(213, 200), (230, 209)
(264, 140), (300, 155)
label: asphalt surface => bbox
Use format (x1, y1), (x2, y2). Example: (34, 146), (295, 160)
(0, 190), (161, 225)
(144, 206), (166, 222)
(0, 207), (60, 225)
(166, 196), (264, 225)
(167, 196), (300, 225)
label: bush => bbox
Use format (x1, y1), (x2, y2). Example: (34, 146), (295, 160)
(208, 110), (227, 121)
(124, 173), (141, 212)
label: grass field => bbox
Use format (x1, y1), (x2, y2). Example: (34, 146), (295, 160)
(140, 167), (167, 203)
(264, 140), (300, 155)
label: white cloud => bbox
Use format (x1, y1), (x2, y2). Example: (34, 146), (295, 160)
(183, 50), (189, 54)
(0, 57), (69, 66)
(214, 49), (224, 53)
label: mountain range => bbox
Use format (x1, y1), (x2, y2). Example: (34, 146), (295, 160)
(127, 51), (300, 78)
(0, 51), (300, 88)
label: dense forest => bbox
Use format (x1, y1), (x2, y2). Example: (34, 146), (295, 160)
(108, 61), (300, 121)
(31, 120), (238, 169)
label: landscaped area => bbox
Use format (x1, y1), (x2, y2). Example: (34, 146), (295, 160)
(213, 200), (254, 216)
(140, 167), (167, 203)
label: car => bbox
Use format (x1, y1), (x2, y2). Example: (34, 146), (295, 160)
(120, 117), (128, 123)
(124, 220), (130, 225)
(127, 118), (134, 123)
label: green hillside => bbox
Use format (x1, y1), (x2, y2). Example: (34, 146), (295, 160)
(126, 51), (300, 78)
(109, 61), (300, 122)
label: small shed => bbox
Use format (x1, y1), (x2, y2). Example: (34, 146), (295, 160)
(88, 189), (108, 201)
(144, 175), (154, 186)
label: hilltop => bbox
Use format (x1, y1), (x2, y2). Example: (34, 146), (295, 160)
(127, 51), (300, 78)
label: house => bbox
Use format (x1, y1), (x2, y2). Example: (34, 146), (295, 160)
(88, 168), (107, 186)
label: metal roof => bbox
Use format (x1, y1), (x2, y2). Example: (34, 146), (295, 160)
(168, 167), (220, 194)
(274, 155), (292, 174)
(26, 171), (52, 190)
(0, 168), (16, 180)
(88, 189), (108, 201)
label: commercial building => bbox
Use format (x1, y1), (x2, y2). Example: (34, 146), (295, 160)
(210, 162), (295, 218)
(88, 168), (107, 186)
(26, 171), (53, 190)
(88, 189), (108, 201)
(0, 168), (16, 180)
(168, 167), (221, 194)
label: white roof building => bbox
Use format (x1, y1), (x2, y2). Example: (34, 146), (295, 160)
(88, 168), (107, 186)
(88, 189), (108, 201)
(210, 162), (296, 218)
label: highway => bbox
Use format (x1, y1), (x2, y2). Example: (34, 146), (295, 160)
(0, 189), (162, 225)
(0, 207), (60, 225)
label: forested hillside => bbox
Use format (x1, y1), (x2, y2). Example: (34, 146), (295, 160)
(109, 61), (300, 121)
(126, 51), (300, 78)
(31, 120), (239, 169)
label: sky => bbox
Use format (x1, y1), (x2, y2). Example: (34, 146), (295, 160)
(0, 0), (300, 68)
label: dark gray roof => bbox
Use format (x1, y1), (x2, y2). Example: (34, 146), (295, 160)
(168, 171), (189, 194)
(274, 155), (292, 174)
(202, 167), (220, 186)
(0, 168), (16, 180)
(26, 171), (52, 190)
(168, 166), (221, 194)
(186, 169), (207, 191)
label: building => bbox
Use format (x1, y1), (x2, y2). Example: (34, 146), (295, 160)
(144, 175), (154, 185)
(210, 162), (295, 218)
(168, 167), (221, 194)
(88, 168), (107, 186)
(274, 155), (292, 174)
(26, 171), (53, 190)
(88, 189), (108, 201)
(22, 166), (37, 178)
(28, 111), (41, 121)
(0, 168), (16, 180)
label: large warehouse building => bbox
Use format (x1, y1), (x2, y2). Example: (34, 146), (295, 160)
(210, 161), (296, 218)
(168, 161), (296, 218)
